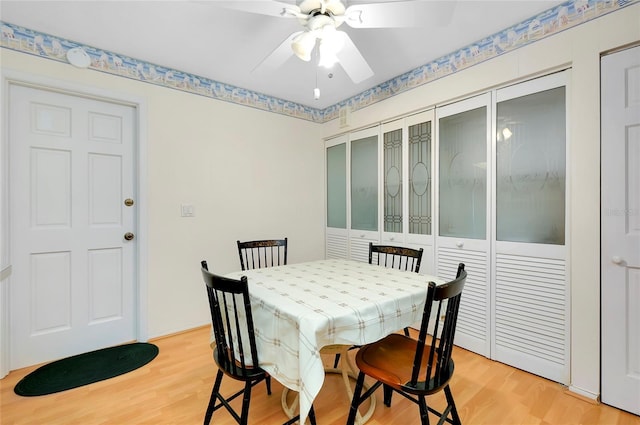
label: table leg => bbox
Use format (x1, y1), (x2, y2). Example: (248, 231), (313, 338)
(281, 346), (376, 424)
(322, 345), (376, 425)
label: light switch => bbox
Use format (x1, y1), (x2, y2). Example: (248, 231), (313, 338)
(181, 203), (195, 217)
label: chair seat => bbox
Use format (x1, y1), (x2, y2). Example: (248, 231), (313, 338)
(356, 334), (452, 395)
(214, 348), (266, 381)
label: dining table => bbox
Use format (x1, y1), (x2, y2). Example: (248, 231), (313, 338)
(220, 258), (443, 424)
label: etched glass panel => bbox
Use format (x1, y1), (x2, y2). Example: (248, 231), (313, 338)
(496, 87), (566, 244)
(351, 135), (378, 231)
(384, 128), (402, 233)
(409, 121), (431, 235)
(326, 143), (347, 229)
(439, 107), (487, 239)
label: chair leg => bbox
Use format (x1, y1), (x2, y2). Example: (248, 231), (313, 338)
(346, 372), (367, 425)
(418, 395), (431, 425)
(265, 375), (272, 395)
(308, 404), (317, 425)
(403, 327), (410, 337)
(283, 405), (317, 425)
(444, 385), (461, 425)
(383, 384), (393, 407)
(239, 381), (253, 425)
(204, 370), (224, 425)
(333, 353), (341, 369)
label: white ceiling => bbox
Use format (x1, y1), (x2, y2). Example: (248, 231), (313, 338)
(0, 0), (565, 109)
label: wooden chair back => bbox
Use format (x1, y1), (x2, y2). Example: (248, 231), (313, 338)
(201, 260), (260, 378)
(411, 263), (466, 391)
(368, 242), (423, 273)
(237, 238), (287, 271)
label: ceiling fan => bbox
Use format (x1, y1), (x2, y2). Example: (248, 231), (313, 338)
(215, 0), (457, 84)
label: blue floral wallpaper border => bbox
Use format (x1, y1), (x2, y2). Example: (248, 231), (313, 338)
(1, 0), (637, 123)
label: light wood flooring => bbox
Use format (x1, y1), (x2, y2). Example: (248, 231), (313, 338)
(1, 326), (638, 425)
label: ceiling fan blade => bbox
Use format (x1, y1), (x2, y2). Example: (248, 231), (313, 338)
(211, 0), (300, 18)
(252, 31), (300, 74)
(335, 32), (373, 84)
(343, 0), (457, 28)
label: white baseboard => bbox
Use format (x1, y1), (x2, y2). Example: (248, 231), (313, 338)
(567, 385), (600, 403)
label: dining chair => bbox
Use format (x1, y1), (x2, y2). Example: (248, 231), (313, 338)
(331, 242), (426, 369)
(347, 263), (467, 425)
(237, 238), (288, 271)
(370, 242), (424, 336)
(369, 242), (424, 273)
(201, 260), (316, 425)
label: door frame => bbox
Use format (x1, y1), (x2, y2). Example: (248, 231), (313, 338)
(0, 69), (149, 378)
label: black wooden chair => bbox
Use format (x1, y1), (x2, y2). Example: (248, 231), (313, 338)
(201, 261), (316, 425)
(347, 263), (467, 425)
(370, 242), (424, 336)
(331, 242), (426, 369)
(237, 238), (287, 271)
(369, 242), (424, 273)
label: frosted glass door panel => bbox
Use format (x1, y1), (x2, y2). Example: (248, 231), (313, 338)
(327, 142), (347, 229)
(409, 120), (432, 236)
(384, 128), (403, 233)
(496, 87), (566, 245)
(439, 107), (487, 239)
(351, 135), (378, 231)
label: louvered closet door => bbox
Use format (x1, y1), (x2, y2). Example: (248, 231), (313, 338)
(492, 72), (569, 384)
(436, 93), (491, 357)
(326, 135), (348, 259)
(349, 126), (380, 262)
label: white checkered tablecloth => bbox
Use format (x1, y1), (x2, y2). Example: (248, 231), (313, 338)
(222, 259), (441, 424)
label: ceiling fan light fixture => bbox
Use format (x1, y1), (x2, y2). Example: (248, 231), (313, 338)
(318, 30), (342, 68)
(318, 42), (339, 68)
(320, 24), (344, 51)
(291, 31), (317, 61)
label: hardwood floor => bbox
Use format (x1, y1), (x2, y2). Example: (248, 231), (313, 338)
(1, 326), (638, 425)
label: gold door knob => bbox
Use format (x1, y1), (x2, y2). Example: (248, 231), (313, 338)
(124, 198), (134, 207)
(124, 232), (135, 241)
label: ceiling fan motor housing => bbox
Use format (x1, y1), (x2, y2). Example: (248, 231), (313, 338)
(298, 0), (346, 15)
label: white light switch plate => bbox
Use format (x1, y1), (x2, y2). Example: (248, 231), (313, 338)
(181, 203), (195, 217)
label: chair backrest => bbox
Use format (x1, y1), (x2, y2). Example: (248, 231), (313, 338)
(410, 263), (466, 391)
(237, 238), (287, 271)
(201, 260), (260, 378)
(368, 242), (423, 273)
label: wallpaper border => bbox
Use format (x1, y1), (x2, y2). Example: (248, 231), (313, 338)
(1, 0), (636, 123)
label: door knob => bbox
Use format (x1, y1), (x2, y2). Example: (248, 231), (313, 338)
(612, 256), (623, 264)
(124, 232), (135, 241)
(456, 241), (464, 248)
(124, 198), (134, 207)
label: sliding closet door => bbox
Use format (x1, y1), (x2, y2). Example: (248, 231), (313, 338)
(492, 72), (569, 384)
(436, 93), (491, 356)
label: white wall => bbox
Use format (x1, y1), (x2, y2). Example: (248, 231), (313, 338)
(0, 48), (325, 353)
(321, 4), (640, 401)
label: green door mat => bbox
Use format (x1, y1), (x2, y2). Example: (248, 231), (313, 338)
(14, 342), (159, 396)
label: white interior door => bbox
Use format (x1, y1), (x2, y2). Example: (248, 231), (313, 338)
(9, 84), (137, 370)
(601, 45), (640, 415)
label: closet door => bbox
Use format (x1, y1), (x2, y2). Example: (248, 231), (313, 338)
(405, 111), (435, 272)
(381, 118), (404, 243)
(381, 111), (435, 273)
(325, 135), (348, 259)
(349, 127), (380, 262)
(492, 72), (569, 384)
(436, 93), (491, 356)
